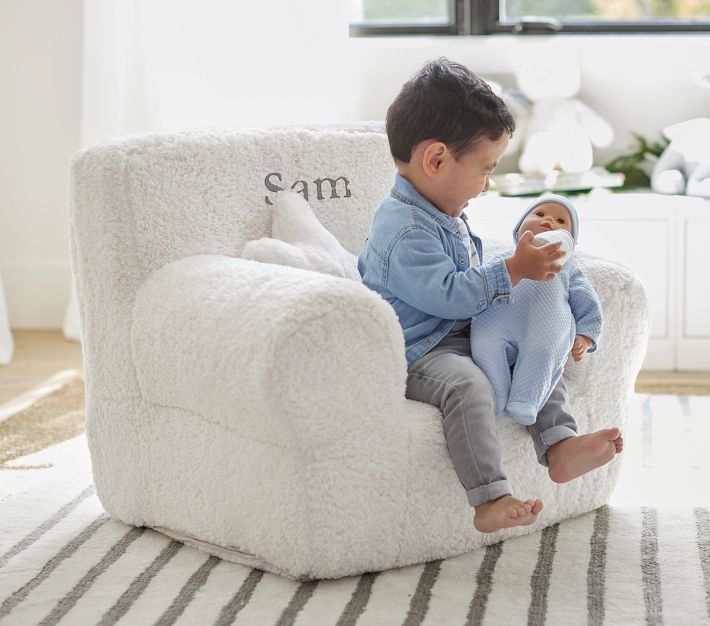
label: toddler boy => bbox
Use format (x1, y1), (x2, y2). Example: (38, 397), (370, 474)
(358, 58), (623, 533)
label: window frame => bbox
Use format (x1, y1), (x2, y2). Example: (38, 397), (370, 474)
(349, 0), (710, 36)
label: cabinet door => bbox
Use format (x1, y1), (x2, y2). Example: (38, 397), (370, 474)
(679, 218), (710, 369)
(579, 219), (672, 369)
(579, 219), (669, 342)
(473, 219), (517, 245)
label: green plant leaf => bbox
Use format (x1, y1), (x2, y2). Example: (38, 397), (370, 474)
(605, 132), (669, 190)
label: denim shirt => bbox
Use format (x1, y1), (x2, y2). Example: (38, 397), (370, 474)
(358, 173), (513, 367)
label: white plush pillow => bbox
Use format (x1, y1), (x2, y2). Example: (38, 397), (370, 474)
(241, 192), (360, 281)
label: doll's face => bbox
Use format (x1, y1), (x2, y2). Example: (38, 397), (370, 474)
(517, 202), (573, 237)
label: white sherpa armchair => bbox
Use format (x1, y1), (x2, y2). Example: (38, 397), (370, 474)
(70, 126), (650, 581)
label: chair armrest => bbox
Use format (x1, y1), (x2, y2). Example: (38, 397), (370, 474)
(131, 253), (410, 484)
(129, 254), (421, 577)
(563, 255), (650, 425)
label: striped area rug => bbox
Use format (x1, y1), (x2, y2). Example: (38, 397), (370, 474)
(2, 394), (710, 625)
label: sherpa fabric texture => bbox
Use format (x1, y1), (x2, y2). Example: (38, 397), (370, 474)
(241, 192), (359, 280)
(69, 126), (650, 581)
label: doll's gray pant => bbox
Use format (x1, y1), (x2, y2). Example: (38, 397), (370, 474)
(405, 327), (578, 507)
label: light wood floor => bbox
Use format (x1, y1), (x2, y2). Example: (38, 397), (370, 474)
(0, 330), (83, 405)
(0, 330), (709, 405)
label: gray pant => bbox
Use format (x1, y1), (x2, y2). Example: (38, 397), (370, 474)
(405, 328), (577, 507)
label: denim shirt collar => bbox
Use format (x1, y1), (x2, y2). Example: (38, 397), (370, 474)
(391, 173), (465, 235)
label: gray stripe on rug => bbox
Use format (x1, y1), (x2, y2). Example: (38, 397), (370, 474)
(0, 484), (95, 569)
(678, 395), (692, 417)
(403, 560), (442, 626)
(336, 571), (379, 626)
(641, 507), (663, 626)
(0, 513), (109, 620)
(528, 523), (560, 626)
(587, 505), (609, 626)
(214, 568), (265, 626)
(693, 507), (710, 619)
(153, 555), (221, 626)
(641, 396), (653, 468)
(97, 539), (183, 626)
(466, 541), (504, 626)
(38, 525), (146, 626)
(276, 580), (319, 626)
(679, 396), (694, 439)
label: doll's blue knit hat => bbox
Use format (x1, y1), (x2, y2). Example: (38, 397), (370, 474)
(512, 194), (579, 244)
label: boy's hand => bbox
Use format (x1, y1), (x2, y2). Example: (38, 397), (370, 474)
(505, 230), (564, 286)
(571, 335), (593, 362)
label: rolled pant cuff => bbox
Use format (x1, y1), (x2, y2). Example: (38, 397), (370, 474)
(466, 479), (513, 507)
(537, 425), (577, 467)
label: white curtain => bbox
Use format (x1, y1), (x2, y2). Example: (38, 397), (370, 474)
(0, 271), (12, 364)
(64, 0), (360, 339)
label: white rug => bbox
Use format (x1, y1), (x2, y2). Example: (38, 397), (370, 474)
(1, 393), (710, 625)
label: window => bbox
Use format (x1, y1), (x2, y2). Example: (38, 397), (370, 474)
(351, 0), (458, 35)
(350, 0), (710, 35)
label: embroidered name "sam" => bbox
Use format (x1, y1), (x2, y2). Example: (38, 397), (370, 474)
(264, 173), (352, 205)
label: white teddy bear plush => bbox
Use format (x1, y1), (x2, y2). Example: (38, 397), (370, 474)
(651, 117), (710, 198)
(484, 78), (530, 168)
(514, 48), (614, 175)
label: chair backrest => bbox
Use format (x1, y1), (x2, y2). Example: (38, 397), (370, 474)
(70, 126), (395, 397)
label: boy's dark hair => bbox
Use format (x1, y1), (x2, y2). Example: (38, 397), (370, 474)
(386, 58), (515, 163)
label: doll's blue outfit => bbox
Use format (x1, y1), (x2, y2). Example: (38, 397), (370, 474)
(470, 195), (602, 426)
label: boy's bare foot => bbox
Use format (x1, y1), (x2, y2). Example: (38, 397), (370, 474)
(473, 495), (544, 533)
(547, 427), (623, 484)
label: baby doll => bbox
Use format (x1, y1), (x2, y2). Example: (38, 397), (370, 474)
(470, 194), (602, 426)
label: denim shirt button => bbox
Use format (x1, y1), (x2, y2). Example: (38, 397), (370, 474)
(425, 338), (432, 345)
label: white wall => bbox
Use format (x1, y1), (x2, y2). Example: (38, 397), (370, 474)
(0, 0), (82, 328)
(80, 0), (358, 146)
(1, 0), (709, 328)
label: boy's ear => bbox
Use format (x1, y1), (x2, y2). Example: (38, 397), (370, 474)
(421, 141), (449, 176)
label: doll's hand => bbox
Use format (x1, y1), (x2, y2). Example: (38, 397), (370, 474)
(571, 335), (593, 362)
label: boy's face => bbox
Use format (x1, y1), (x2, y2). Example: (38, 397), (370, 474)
(517, 202), (573, 237)
(423, 134), (509, 217)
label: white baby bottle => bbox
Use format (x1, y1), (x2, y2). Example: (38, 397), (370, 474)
(531, 229), (575, 265)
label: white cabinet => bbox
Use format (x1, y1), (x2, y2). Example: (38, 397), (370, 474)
(468, 190), (710, 371)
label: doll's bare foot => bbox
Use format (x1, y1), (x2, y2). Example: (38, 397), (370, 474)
(473, 495), (544, 533)
(547, 427), (623, 484)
